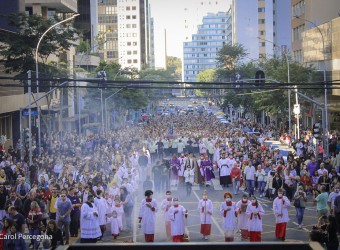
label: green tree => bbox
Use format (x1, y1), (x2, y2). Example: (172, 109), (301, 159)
(166, 56), (182, 79)
(0, 13), (78, 75)
(216, 43), (248, 71)
(196, 69), (216, 96)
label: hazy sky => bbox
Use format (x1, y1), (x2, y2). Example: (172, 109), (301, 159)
(149, 0), (231, 68)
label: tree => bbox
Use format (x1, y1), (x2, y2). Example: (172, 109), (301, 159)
(196, 69), (216, 96)
(196, 69), (216, 82)
(216, 43), (248, 71)
(0, 13), (78, 76)
(166, 56), (182, 79)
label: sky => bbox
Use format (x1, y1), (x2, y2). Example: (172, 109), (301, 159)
(149, 0), (231, 68)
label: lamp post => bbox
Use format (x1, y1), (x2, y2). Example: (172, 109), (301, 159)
(105, 88), (124, 131)
(35, 13), (79, 153)
(257, 37), (298, 138)
(295, 15), (328, 155)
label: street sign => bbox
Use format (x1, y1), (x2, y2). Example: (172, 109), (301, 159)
(22, 108), (38, 116)
(293, 104), (300, 115)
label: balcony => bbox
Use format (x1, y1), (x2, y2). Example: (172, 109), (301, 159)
(25, 0), (77, 13)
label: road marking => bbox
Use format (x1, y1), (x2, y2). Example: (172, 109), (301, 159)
(303, 228), (310, 232)
(211, 179), (223, 190)
(293, 222), (299, 226)
(262, 203), (268, 207)
(192, 185), (200, 191)
(193, 190), (225, 235)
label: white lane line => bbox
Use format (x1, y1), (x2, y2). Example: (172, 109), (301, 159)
(193, 190), (225, 235)
(211, 179), (223, 190)
(303, 228), (310, 232)
(262, 203), (268, 207)
(192, 185), (200, 191)
(293, 222), (299, 226)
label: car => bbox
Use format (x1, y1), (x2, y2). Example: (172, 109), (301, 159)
(187, 105), (194, 113)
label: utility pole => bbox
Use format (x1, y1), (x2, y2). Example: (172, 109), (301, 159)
(28, 70), (33, 166)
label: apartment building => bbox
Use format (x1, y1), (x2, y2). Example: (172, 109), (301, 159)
(231, 0), (291, 61)
(183, 12), (231, 82)
(291, 0), (340, 63)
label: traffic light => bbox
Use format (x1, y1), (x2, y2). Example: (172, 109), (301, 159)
(313, 123), (321, 139)
(255, 70), (265, 87)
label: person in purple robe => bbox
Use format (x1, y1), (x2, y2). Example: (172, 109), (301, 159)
(200, 154), (214, 187)
(169, 154), (180, 187)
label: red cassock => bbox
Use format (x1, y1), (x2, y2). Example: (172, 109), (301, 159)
(275, 222), (287, 239)
(249, 231), (261, 242)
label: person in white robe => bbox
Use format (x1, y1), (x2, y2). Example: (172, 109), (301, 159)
(160, 190), (173, 240)
(273, 188), (291, 241)
(138, 190), (158, 242)
(220, 192), (237, 241)
(107, 211), (119, 239)
(80, 194), (102, 243)
(236, 193), (251, 240)
(246, 195), (265, 242)
(168, 197), (188, 242)
(198, 191), (213, 240)
(94, 189), (109, 239)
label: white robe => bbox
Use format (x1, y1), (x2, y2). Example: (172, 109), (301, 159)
(236, 200), (251, 230)
(161, 198), (173, 221)
(138, 199), (158, 234)
(220, 201), (236, 231)
(111, 205), (124, 229)
(80, 202), (102, 239)
(198, 199), (213, 224)
(107, 216), (119, 236)
(94, 197), (108, 226)
(168, 205), (187, 236)
(246, 203), (265, 232)
(273, 196), (291, 223)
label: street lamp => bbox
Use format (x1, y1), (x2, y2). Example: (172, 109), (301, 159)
(257, 37), (299, 138)
(35, 13), (79, 153)
(295, 15), (328, 155)
(105, 88), (124, 131)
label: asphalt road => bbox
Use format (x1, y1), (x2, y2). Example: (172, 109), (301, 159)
(94, 175), (319, 244)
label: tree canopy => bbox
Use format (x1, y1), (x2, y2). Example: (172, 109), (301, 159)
(0, 13), (78, 75)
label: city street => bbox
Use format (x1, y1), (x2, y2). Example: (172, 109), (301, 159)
(84, 176), (319, 244)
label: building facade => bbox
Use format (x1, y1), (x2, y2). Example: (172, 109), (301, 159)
(97, 0), (153, 70)
(291, 0), (340, 63)
(302, 17), (340, 131)
(231, 0), (291, 61)
(183, 12), (231, 82)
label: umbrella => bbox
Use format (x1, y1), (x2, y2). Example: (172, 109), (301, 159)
(216, 111), (224, 116)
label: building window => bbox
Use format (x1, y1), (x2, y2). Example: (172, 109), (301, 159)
(127, 42), (131, 46)
(128, 59), (132, 63)
(133, 59), (138, 63)
(126, 6), (130, 10)
(133, 42), (137, 46)
(126, 24), (131, 28)
(132, 15), (136, 19)
(258, 8), (265, 12)
(127, 51), (132, 55)
(132, 6), (136, 10)
(132, 24), (137, 28)
(259, 30), (265, 36)
(258, 19), (265, 24)
(126, 15), (131, 19)
(133, 50), (137, 54)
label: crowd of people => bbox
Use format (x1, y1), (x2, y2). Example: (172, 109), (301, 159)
(0, 109), (339, 249)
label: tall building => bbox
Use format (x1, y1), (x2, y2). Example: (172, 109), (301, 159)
(74, 0), (98, 50)
(97, 0), (153, 70)
(183, 0), (231, 42)
(291, 0), (340, 63)
(231, 0), (291, 61)
(183, 12), (231, 82)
